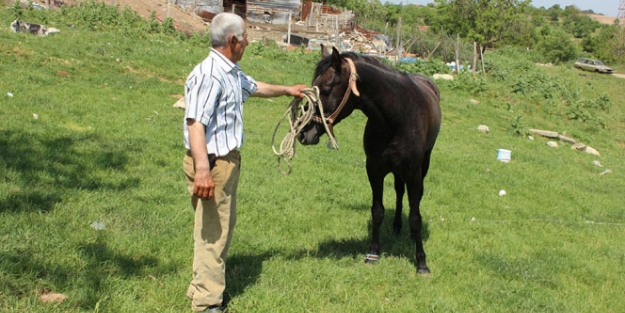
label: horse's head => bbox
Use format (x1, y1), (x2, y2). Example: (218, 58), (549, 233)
(297, 45), (360, 146)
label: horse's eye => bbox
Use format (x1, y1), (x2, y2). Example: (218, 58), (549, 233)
(320, 83), (332, 95)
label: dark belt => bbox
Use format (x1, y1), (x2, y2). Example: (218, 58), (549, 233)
(186, 149), (238, 170)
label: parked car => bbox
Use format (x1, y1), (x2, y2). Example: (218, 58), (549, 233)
(573, 58), (614, 74)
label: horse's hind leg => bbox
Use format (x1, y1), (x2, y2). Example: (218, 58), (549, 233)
(365, 162), (385, 264)
(406, 170), (430, 274)
(421, 149), (433, 179)
(393, 173), (405, 236)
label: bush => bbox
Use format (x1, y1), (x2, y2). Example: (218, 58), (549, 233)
(395, 59), (450, 76)
(535, 27), (579, 64)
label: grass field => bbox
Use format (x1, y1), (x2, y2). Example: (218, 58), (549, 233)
(1, 4), (624, 313)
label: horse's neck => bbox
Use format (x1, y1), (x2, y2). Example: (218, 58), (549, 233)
(353, 66), (397, 126)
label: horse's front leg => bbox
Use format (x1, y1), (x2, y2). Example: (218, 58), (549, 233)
(406, 172), (430, 274)
(365, 162), (385, 264)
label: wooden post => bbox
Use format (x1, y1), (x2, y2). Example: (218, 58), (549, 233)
(335, 16), (339, 48)
(472, 42), (477, 74)
(287, 12), (292, 46)
(396, 17), (402, 58)
(441, 27), (447, 63)
(480, 44), (485, 75)
(455, 34), (460, 73)
(308, 3), (314, 27)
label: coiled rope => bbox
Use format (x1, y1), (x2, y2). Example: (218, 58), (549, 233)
(271, 87), (339, 174)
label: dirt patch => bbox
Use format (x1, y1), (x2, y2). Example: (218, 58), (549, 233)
(586, 14), (622, 25)
(57, 0), (209, 35)
(22, 0), (332, 43)
(612, 73), (625, 79)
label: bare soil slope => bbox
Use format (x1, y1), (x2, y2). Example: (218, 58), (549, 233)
(58, 0), (209, 35)
(28, 0), (309, 43)
(586, 14), (621, 25)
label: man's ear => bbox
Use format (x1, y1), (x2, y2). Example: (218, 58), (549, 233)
(227, 35), (238, 47)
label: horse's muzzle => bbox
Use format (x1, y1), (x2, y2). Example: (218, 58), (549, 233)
(297, 130), (320, 145)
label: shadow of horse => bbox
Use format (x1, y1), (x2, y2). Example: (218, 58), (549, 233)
(224, 209), (431, 302)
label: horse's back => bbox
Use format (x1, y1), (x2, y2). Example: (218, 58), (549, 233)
(409, 74), (440, 102)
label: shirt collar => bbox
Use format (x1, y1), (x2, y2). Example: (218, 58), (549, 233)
(209, 48), (238, 73)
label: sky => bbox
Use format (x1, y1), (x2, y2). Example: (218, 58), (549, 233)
(397, 0), (621, 17)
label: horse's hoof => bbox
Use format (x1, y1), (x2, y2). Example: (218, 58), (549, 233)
(364, 254), (379, 264)
(417, 267), (431, 275)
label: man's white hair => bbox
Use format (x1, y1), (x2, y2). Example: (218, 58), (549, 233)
(210, 13), (245, 48)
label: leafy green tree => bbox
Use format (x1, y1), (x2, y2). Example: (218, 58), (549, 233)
(400, 4), (435, 25)
(560, 6), (602, 39)
(581, 24), (624, 63)
(546, 4), (562, 21)
(535, 26), (579, 64)
(431, 0), (532, 49)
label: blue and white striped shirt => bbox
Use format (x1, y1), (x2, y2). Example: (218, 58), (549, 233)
(184, 49), (258, 157)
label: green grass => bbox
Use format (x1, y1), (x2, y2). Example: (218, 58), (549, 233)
(1, 4), (625, 313)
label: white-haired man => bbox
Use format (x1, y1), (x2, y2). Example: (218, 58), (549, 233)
(183, 12), (307, 313)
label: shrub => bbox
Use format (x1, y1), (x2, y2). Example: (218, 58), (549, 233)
(535, 27), (579, 64)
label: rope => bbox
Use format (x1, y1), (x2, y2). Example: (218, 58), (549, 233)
(271, 87), (339, 174)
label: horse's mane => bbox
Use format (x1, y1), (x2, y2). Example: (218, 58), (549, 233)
(313, 51), (399, 80)
(313, 51), (439, 100)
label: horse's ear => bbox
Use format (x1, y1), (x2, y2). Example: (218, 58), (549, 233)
(320, 44), (329, 58)
(330, 46), (342, 71)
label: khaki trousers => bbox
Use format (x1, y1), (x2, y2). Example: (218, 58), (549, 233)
(183, 150), (241, 312)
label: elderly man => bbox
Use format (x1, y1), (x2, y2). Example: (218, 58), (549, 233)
(183, 12), (307, 313)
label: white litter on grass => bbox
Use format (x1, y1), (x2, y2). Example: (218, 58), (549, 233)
(593, 160), (603, 167)
(90, 220), (105, 230)
(32, 113), (39, 120)
(7, 92), (13, 97)
(496, 149), (511, 162)
(599, 169), (612, 176)
(499, 190), (507, 196)
(547, 141), (558, 148)
(477, 125), (489, 133)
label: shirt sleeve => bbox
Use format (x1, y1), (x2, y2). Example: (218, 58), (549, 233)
(240, 71), (257, 102)
(185, 70), (222, 126)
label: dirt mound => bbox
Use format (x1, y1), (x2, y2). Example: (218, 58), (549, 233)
(34, 0), (299, 43)
(31, 0), (208, 34)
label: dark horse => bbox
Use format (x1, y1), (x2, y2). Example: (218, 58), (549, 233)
(298, 46), (441, 274)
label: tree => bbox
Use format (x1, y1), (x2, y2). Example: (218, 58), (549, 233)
(546, 4), (561, 22)
(432, 0), (532, 49)
(535, 26), (579, 64)
(581, 24), (624, 63)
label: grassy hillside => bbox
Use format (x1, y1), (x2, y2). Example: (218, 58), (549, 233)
(1, 3), (624, 313)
